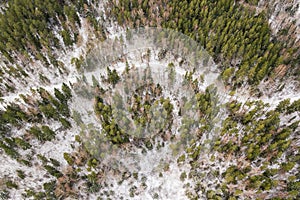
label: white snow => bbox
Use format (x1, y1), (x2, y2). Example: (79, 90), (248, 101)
(0, 153), (53, 198)
(103, 144), (192, 200)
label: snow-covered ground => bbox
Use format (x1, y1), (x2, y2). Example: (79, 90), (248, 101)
(262, 0), (300, 40)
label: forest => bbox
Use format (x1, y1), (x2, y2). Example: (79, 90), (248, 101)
(0, 0), (105, 96)
(109, 0), (300, 86)
(0, 0), (299, 199)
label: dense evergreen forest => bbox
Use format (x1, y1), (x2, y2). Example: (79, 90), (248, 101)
(109, 0), (300, 86)
(0, 0), (105, 63)
(0, 0), (105, 96)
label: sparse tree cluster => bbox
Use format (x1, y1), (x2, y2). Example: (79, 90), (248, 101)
(0, 84), (73, 163)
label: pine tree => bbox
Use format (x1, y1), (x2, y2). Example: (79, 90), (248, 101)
(62, 83), (72, 100)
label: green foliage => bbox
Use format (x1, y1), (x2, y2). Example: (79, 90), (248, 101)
(37, 154), (49, 164)
(60, 117), (72, 129)
(19, 159), (32, 167)
(1, 103), (28, 126)
(206, 190), (222, 200)
(260, 177), (274, 190)
(222, 67), (235, 82)
(276, 99), (290, 113)
(94, 97), (129, 144)
(180, 171), (187, 181)
(226, 100), (242, 115)
(0, 140), (20, 159)
(63, 152), (74, 165)
(28, 125), (56, 142)
(244, 0), (259, 6)
(281, 162), (295, 172)
(144, 139), (153, 150)
(62, 83), (72, 100)
(54, 88), (66, 103)
(5, 180), (18, 189)
(287, 99), (300, 114)
(0, 0), (60, 62)
(16, 170), (26, 179)
(105, 67), (120, 87)
(87, 172), (100, 193)
(37, 87), (71, 120)
(61, 30), (74, 46)
(211, 96), (300, 197)
(71, 56), (84, 71)
(33, 192), (46, 199)
(218, 100), (294, 164)
(87, 158), (98, 168)
(15, 137), (31, 150)
(111, 0), (296, 85)
(44, 165), (63, 178)
(288, 181), (300, 191)
(75, 135), (82, 143)
(50, 158), (60, 167)
(223, 165), (246, 184)
(58, 103), (71, 117)
(193, 87), (220, 131)
(64, 4), (81, 24)
(39, 104), (58, 119)
(0, 190), (10, 200)
(23, 189), (35, 198)
(43, 181), (56, 198)
(177, 154), (186, 163)
(0, 0), (102, 67)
